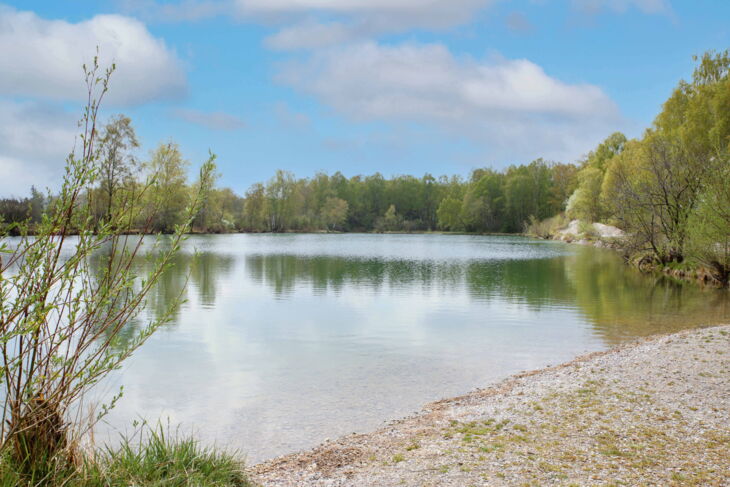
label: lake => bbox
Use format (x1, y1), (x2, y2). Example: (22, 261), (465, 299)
(93, 233), (729, 462)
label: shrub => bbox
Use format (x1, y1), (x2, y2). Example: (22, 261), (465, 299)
(0, 57), (215, 480)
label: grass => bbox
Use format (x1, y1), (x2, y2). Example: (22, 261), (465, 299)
(392, 453), (405, 464)
(0, 424), (251, 487)
(404, 441), (420, 451)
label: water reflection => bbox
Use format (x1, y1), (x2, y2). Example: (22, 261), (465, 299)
(563, 247), (729, 342)
(245, 254), (465, 297)
(244, 247), (729, 344)
(136, 250), (236, 320)
(94, 234), (729, 462)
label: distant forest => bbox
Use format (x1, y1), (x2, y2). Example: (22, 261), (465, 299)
(1, 113), (579, 234)
(2, 50), (729, 284)
(0, 154), (576, 235)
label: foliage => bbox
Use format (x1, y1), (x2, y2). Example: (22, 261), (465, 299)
(96, 114), (139, 224)
(601, 134), (706, 262)
(0, 423), (249, 487)
(2, 150), (580, 236)
(598, 49), (730, 268)
(0, 187), (46, 235)
(320, 197), (348, 231)
(375, 204), (403, 232)
(436, 197), (464, 232)
(145, 142), (192, 233)
(685, 152), (730, 283)
(566, 132), (627, 222)
(0, 58), (216, 480)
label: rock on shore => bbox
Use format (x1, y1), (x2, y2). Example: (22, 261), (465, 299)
(253, 325), (730, 486)
(554, 219), (625, 246)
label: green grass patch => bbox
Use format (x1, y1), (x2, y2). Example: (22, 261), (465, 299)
(0, 424), (250, 487)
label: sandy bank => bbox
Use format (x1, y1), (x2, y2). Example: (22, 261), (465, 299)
(253, 325), (730, 486)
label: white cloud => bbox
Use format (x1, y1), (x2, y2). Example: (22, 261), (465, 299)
(120, 0), (496, 27)
(278, 42), (617, 120)
(251, 0), (499, 49)
(0, 100), (78, 196)
(0, 5), (186, 105)
(264, 20), (362, 51)
(235, 0), (492, 27)
(118, 0), (230, 22)
(121, 0), (499, 49)
(172, 108), (246, 130)
(123, 0), (674, 46)
(277, 42), (622, 162)
(571, 0), (671, 15)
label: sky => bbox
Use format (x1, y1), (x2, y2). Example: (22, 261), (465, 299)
(0, 0), (727, 196)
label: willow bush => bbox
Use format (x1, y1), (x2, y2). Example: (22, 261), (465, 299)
(0, 58), (215, 482)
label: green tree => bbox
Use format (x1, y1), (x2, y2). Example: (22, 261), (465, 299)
(461, 170), (504, 232)
(437, 196), (464, 231)
(265, 170), (300, 232)
(28, 186), (46, 224)
(377, 204), (402, 232)
(504, 172), (534, 232)
(687, 155), (730, 283)
(602, 133), (705, 263)
(567, 132), (627, 222)
(146, 142), (190, 233)
(567, 166), (604, 222)
(548, 163), (578, 212)
(320, 197), (349, 231)
(242, 183), (268, 232)
(601, 51), (729, 264)
(97, 114), (139, 223)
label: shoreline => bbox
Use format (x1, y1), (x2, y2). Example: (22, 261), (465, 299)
(546, 221), (729, 288)
(252, 324), (730, 486)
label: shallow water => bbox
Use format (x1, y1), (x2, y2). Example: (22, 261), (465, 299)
(88, 234), (729, 462)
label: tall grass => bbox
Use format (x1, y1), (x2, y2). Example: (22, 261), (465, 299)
(0, 423), (250, 486)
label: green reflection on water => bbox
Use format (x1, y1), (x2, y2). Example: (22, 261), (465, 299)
(87, 235), (729, 462)
(240, 246), (729, 344)
(88, 248), (237, 342)
(104, 236), (729, 348)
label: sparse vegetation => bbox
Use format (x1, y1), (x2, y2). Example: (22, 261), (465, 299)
(0, 59), (246, 486)
(254, 326), (730, 486)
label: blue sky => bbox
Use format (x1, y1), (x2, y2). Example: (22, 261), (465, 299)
(0, 0), (727, 196)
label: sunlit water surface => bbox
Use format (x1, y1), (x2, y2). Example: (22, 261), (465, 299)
(82, 234), (729, 462)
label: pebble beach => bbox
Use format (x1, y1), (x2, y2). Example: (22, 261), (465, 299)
(253, 325), (730, 486)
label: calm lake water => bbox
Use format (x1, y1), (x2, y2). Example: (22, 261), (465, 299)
(92, 233), (729, 462)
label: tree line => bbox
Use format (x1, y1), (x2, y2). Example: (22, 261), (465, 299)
(2, 50), (728, 282)
(1, 117), (226, 235)
(1, 161), (578, 235)
(237, 160), (577, 234)
(1, 134), (579, 235)
(564, 50), (730, 283)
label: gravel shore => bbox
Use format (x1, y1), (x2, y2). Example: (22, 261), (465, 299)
(252, 325), (730, 486)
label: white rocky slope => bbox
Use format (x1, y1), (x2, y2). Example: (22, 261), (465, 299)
(555, 219), (625, 242)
